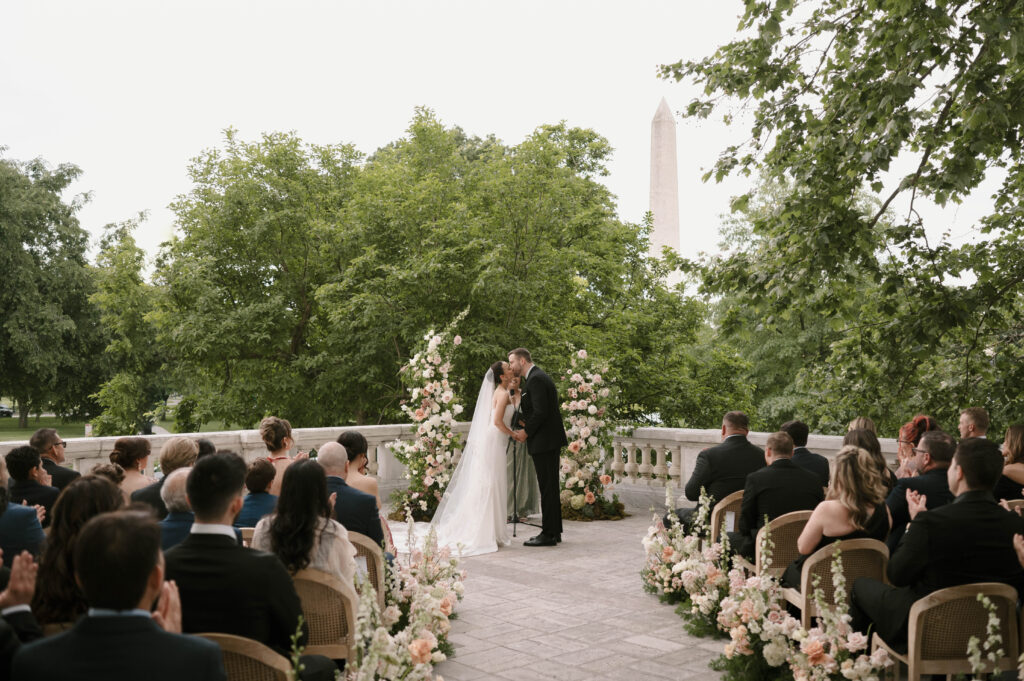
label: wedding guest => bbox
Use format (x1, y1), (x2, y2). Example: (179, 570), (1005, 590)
(196, 438), (217, 460)
(13, 510), (226, 681)
(32, 476), (124, 626)
(781, 420), (829, 487)
(851, 438), (1024, 649)
(843, 428), (897, 491)
(894, 414), (939, 477)
(164, 452), (335, 681)
(847, 416), (877, 435)
(0, 551), (44, 680)
(318, 443), (384, 547)
(132, 437), (199, 520)
(29, 429), (79, 491)
(667, 411), (764, 529)
(109, 437), (155, 501)
(336, 431), (380, 507)
(994, 424), (1024, 500)
(730, 432), (823, 560)
(158, 469), (195, 551)
(261, 417), (305, 496)
(958, 406), (990, 439)
(234, 459), (277, 528)
(781, 446), (891, 589)
(884, 430), (955, 550)
(252, 460), (356, 585)
(0, 484), (45, 561)
(87, 463), (125, 487)
(5, 447), (59, 529)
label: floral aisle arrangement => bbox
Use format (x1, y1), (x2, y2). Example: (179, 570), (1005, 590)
(389, 314), (466, 521)
(347, 520), (466, 680)
(557, 348), (623, 520)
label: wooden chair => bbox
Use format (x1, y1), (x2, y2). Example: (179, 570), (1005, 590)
(197, 632), (292, 681)
(781, 538), (888, 628)
(239, 527), (255, 546)
(872, 583), (1020, 681)
(748, 510), (814, 577)
(292, 568), (358, 663)
(708, 490), (743, 545)
(348, 531), (386, 610)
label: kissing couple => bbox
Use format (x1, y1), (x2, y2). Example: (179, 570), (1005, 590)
(431, 348), (568, 555)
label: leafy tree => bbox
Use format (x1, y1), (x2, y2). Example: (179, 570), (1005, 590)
(0, 155), (105, 427)
(663, 1), (1024, 434)
(90, 216), (166, 435)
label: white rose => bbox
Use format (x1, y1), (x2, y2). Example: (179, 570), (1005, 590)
(588, 405), (597, 415)
(453, 404), (464, 415)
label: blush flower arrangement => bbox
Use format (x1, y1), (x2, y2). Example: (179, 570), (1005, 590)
(557, 348), (623, 520)
(389, 311), (467, 521)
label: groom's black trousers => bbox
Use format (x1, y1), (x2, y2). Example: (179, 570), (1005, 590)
(530, 448), (563, 537)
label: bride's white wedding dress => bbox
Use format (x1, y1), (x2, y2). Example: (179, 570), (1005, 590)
(428, 374), (511, 557)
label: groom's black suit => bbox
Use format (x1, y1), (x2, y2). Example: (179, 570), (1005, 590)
(521, 364), (568, 539)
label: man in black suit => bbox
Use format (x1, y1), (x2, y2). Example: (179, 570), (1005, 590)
(318, 443), (384, 546)
(780, 420), (829, 487)
(885, 430), (955, 551)
(667, 411), (765, 530)
(851, 438), (1024, 650)
(13, 510), (225, 681)
(164, 452), (335, 681)
(28, 429), (79, 491)
(4, 448), (58, 529)
(509, 348), (568, 547)
(729, 432), (824, 559)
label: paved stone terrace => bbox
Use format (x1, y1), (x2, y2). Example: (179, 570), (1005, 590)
(427, 487), (725, 681)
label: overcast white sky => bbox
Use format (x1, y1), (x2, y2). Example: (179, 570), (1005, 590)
(0, 1), (993, 266)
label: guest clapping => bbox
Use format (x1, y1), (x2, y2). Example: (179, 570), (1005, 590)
(884, 430), (955, 550)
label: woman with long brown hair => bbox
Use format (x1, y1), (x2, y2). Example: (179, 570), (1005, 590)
(781, 446), (891, 589)
(994, 425), (1024, 500)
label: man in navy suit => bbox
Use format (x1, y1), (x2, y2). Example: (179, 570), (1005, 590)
(4, 448), (58, 529)
(0, 488), (44, 560)
(318, 443), (383, 546)
(781, 420), (830, 487)
(158, 469), (195, 551)
(885, 430), (955, 550)
(29, 429), (79, 492)
(13, 510), (225, 681)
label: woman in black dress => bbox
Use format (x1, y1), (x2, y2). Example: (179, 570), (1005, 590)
(994, 425), (1024, 500)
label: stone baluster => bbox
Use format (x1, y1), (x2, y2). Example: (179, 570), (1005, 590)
(623, 441), (639, 480)
(667, 444), (682, 484)
(651, 445), (669, 484)
(638, 444), (654, 481)
(609, 438), (626, 478)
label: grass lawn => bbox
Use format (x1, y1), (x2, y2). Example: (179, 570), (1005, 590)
(0, 417), (88, 442)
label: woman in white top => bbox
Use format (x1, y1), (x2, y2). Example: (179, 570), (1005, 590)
(252, 459), (356, 585)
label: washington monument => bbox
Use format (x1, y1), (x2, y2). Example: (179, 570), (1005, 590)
(649, 98), (680, 258)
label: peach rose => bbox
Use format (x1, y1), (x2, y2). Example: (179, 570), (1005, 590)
(408, 638), (432, 665)
(439, 596), (453, 616)
(801, 638), (827, 665)
(599, 474), (612, 485)
(568, 440), (582, 454)
(585, 491), (596, 504)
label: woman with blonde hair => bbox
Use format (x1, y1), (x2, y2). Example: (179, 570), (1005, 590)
(260, 416), (306, 496)
(994, 425), (1024, 500)
(781, 446), (891, 589)
(847, 416), (877, 434)
(108, 437), (154, 501)
(843, 428), (897, 491)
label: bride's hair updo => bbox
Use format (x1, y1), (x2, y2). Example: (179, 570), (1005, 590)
(490, 361), (506, 385)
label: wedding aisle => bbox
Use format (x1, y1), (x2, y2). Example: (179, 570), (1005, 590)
(427, 512), (725, 681)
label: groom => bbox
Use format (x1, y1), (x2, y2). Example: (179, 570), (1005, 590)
(509, 347), (567, 547)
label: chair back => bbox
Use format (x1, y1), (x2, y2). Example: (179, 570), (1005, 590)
(348, 531), (386, 610)
(239, 527), (255, 546)
(1005, 499), (1024, 513)
(709, 490), (744, 544)
(800, 538), (888, 616)
(197, 632), (292, 681)
(909, 582), (1019, 677)
(754, 510), (813, 577)
(292, 568), (357, 662)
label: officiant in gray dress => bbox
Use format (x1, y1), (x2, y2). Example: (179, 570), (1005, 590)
(507, 376), (541, 519)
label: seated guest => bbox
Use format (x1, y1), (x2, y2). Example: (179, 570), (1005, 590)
(261, 417), (305, 496)
(109, 437), (155, 501)
(894, 414), (939, 478)
(13, 510), (225, 681)
(885, 430), (955, 550)
(132, 437), (199, 520)
(847, 416), (877, 435)
(5, 447), (59, 528)
(252, 459), (356, 585)
(851, 438), (1024, 650)
(87, 463), (125, 487)
(666, 411), (765, 529)
(196, 438), (216, 460)
(158, 469), (194, 551)
(33, 477), (124, 626)
(781, 446), (890, 589)
(0, 484), (45, 560)
(0, 550), (44, 679)
(234, 459), (277, 528)
(319, 443), (385, 546)
(29, 429), (79, 491)
(164, 452), (335, 681)
(781, 420), (829, 487)
(995, 424), (1024, 500)
(337, 431), (381, 506)
(844, 428), (897, 491)
(729, 432), (824, 560)
(958, 406), (989, 440)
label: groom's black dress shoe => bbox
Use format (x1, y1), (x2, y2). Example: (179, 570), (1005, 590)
(524, 533), (558, 547)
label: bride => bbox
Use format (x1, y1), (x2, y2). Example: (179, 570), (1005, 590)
(431, 361), (515, 556)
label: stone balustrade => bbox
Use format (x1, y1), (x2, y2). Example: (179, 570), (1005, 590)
(609, 427), (900, 487)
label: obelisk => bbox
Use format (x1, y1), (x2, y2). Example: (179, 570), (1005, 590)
(649, 98), (680, 258)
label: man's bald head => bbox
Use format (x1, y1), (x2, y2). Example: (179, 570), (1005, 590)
(160, 467), (192, 513)
(317, 442), (349, 477)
